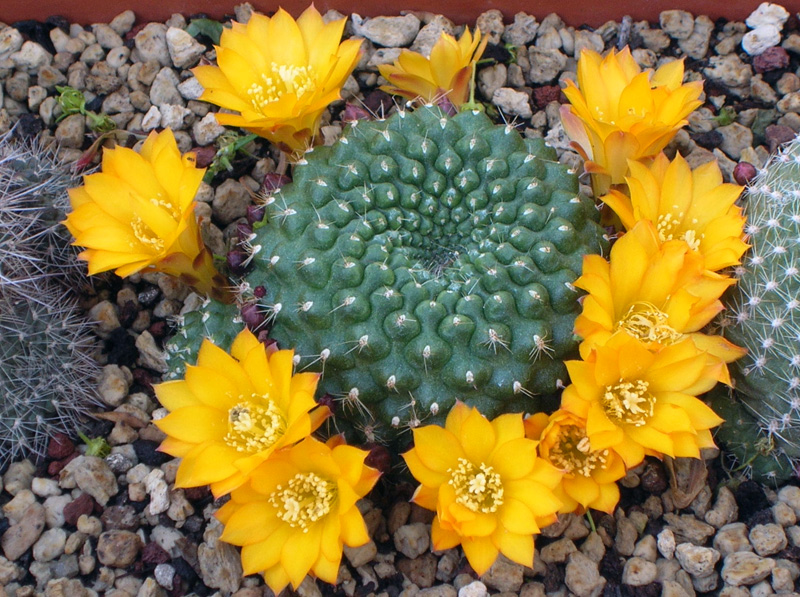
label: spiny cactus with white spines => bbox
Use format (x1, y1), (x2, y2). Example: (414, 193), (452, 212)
(0, 128), (100, 468)
(167, 106), (607, 439)
(715, 134), (800, 482)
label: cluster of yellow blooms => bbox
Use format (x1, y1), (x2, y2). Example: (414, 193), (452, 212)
(62, 4), (753, 588)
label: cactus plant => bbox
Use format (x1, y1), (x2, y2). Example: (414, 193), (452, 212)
(0, 128), (100, 468)
(167, 107), (607, 435)
(714, 135), (800, 483)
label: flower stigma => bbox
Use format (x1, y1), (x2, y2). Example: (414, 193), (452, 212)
(616, 302), (683, 345)
(269, 472), (336, 532)
(225, 394), (286, 452)
(548, 424), (608, 477)
(601, 379), (655, 426)
(448, 458), (504, 513)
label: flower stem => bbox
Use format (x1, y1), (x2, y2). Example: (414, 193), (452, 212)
(586, 510), (597, 534)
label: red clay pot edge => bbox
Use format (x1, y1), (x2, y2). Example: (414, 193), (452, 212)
(2, 0), (799, 29)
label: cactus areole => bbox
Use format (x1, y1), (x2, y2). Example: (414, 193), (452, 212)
(168, 107), (607, 433)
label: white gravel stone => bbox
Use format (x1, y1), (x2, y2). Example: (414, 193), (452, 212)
(394, 522), (430, 559)
(92, 24), (124, 49)
(97, 364), (132, 407)
(564, 551), (605, 597)
(135, 23), (170, 66)
(778, 486), (800, 516)
(11, 41), (52, 73)
(109, 10), (136, 36)
(746, 2), (791, 29)
(32, 528), (66, 562)
(3, 460), (35, 496)
(60, 457), (118, 506)
(660, 10), (695, 39)
(193, 112), (226, 145)
(351, 14), (420, 47)
(492, 87), (532, 118)
(675, 543), (721, 577)
(743, 25), (782, 55)
(166, 27), (206, 69)
(622, 557), (658, 586)
(721, 552), (776, 586)
(0, 26), (24, 61)
(159, 103), (191, 129)
(30, 478), (60, 498)
(458, 581), (487, 597)
(177, 76), (204, 100)
(141, 105), (162, 131)
(144, 469), (170, 515)
(749, 524), (788, 556)
(154, 563), (176, 589)
(503, 13), (539, 46)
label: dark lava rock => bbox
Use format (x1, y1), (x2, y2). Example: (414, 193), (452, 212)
(734, 479), (770, 521)
(533, 85), (563, 109)
(101, 505), (139, 531)
(693, 130), (723, 150)
(133, 440), (171, 466)
(105, 327), (139, 367)
(765, 123), (796, 152)
(141, 541), (171, 566)
(641, 461), (668, 494)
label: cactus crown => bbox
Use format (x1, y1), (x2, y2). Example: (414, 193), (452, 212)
(716, 135), (800, 482)
(168, 107), (607, 436)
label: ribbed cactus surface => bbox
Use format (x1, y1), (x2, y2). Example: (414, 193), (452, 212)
(168, 107), (606, 433)
(717, 135), (800, 482)
(0, 129), (99, 467)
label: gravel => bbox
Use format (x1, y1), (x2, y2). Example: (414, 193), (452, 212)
(4, 3), (800, 596)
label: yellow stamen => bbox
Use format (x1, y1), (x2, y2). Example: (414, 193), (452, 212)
(549, 424), (609, 477)
(269, 472), (335, 532)
(225, 395), (286, 453)
(448, 458), (504, 513)
(617, 302), (684, 345)
(247, 64), (317, 113)
(602, 379), (654, 427)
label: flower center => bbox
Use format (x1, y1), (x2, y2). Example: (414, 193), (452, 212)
(131, 216), (165, 252)
(601, 379), (654, 427)
(269, 472), (336, 532)
(656, 211), (701, 250)
(548, 424), (609, 477)
(617, 303), (683, 345)
(247, 63), (317, 111)
(224, 395), (286, 453)
(448, 458), (504, 513)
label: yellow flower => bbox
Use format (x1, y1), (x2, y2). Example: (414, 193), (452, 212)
(193, 6), (362, 158)
(64, 129), (228, 301)
(216, 436), (380, 593)
(575, 220), (746, 377)
(561, 47), (703, 195)
(525, 410), (625, 515)
(378, 28), (488, 108)
(154, 328), (329, 497)
(561, 332), (724, 468)
(404, 402), (563, 575)
(601, 153), (748, 272)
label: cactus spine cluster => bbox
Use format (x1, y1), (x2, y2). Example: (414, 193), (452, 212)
(714, 135), (800, 482)
(168, 107), (607, 436)
(0, 129), (100, 468)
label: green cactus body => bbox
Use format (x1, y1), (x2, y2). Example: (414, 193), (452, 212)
(168, 107), (606, 433)
(716, 136), (800, 482)
(0, 129), (99, 467)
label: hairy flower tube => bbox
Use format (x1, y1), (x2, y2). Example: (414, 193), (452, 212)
(193, 6), (362, 158)
(154, 328), (328, 497)
(216, 436), (380, 593)
(404, 402), (563, 575)
(601, 153), (748, 272)
(63, 129), (229, 301)
(378, 27), (488, 109)
(560, 332), (725, 468)
(560, 47), (703, 195)
(574, 220), (745, 377)
(525, 410), (625, 515)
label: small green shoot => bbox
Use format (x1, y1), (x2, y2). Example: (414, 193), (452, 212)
(55, 86), (117, 133)
(713, 106), (736, 127)
(78, 431), (111, 458)
(203, 131), (259, 182)
(186, 18), (226, 45)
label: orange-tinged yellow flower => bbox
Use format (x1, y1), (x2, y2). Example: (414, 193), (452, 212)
(378, 27), (488, 108)
(404, 402), (563, 575)
(525, 410), (625, 515)
(561, 47), (703, 195)
(154, 328), (329, 497)
(575, 220), (746, 377)
(561, 332), (724, 468)
(193, 6), (362, 158)
(601, 153), (748, 272)
(216, 436), (380, 593)
(64, 129), (229, 302)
